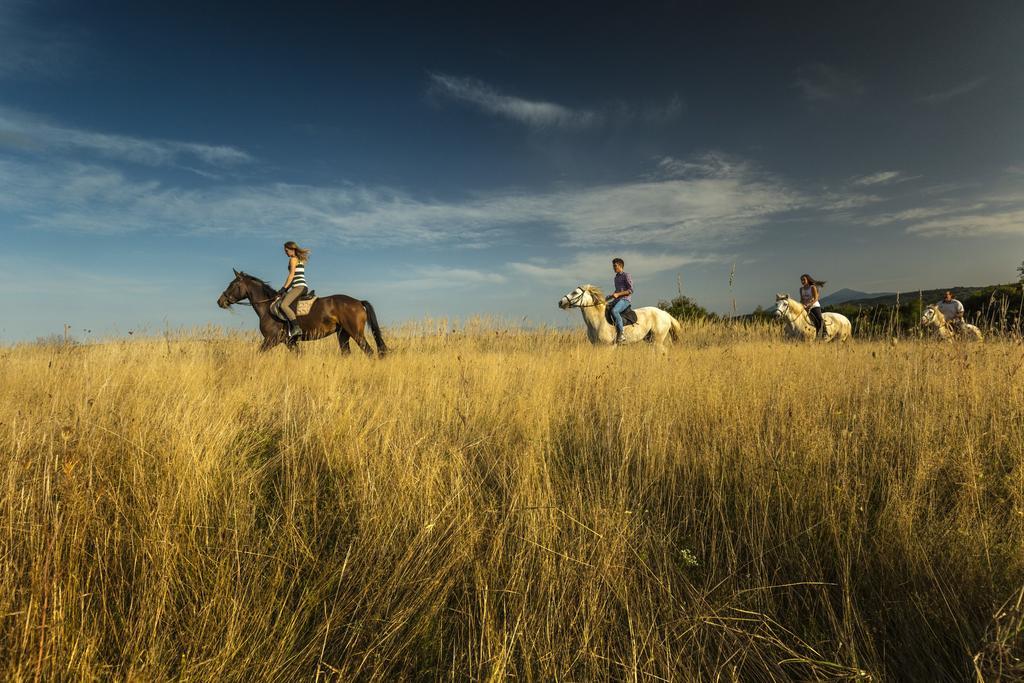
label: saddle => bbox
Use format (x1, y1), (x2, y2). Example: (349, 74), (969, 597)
(270, 290), (317, 321)
(605, 304), (638, 327)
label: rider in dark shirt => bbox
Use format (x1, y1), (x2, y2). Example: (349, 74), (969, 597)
(607, 258), (633, 344)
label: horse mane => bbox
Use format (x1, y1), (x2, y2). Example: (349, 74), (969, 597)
(239, 271), (277, 297)
(584, 284), (605, 301)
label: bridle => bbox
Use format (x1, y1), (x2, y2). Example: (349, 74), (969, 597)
(221, 280), (276, 307)
(922, 306), (954, 335)
(775, 298), (801, 324)
(565, 288), (601, 308)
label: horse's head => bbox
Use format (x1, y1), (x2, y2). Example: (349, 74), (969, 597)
(217, 269), (249, 308)
(773, 293), (793, 318)
(921, 304), (940, 327)
(558, 285), (601, 310)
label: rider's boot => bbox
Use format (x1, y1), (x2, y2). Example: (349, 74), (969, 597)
(288, 321), (302, 338)
(615, 331), (626, 344)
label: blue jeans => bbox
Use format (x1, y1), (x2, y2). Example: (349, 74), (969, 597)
(610, 297), (631, 335)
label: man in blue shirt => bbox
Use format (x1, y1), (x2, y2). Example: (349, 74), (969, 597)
(607, 257), (633, 344)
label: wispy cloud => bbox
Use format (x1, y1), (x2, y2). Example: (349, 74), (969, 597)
(510, 251), (715, 286)
(0, 151), (806, 248)
(0, 107), (254, 167)
(863, 204), (982, 227)
(793, 63), (864, 102)
(904, 197), (1024, 237)
(919, 77), (988, 104)
(850, 177), (1024, 237)
(383, 266), (508, 290)
(427, 72), (684, 129)
(817, 191), (884, 211)
(428, 72), (600, 128)
(653, 152), (750, 180)
(0, 2), (85, 79)
(906, 209), (1024, 237)
(610, 95), (686, 125)
(851, 170), (912, 186)
(641, 94), (686, 123)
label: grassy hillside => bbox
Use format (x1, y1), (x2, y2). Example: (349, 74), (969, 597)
(824, 283), (1024, 337)
(2, 321), (1023, 679)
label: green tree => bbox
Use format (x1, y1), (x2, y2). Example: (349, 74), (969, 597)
(657, 294), (716, 320)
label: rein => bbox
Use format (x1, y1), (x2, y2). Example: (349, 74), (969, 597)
(222, 285), (277, 307)
(778, 301), (817, 332)
(230, 296), (275, 306)
(925, 309), (955, 337)
(568, 290), (604, 308)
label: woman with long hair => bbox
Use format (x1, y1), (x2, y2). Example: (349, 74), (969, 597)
(800, 273), (826, 339)
(279, 241), (311, 337)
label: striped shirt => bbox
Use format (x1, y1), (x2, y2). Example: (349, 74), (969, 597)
(290, 261), (307, 288)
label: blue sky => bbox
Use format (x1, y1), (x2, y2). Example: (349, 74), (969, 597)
(2, 0), (1023, 341)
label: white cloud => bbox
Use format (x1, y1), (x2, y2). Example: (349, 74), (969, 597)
(864, 203), (984, 227)
(429, 72), (600, 128)
(0, 151), (804, 248)
(905, 205), (1024, 237)
(817, 192), (884, 211)
(0, 107), (254, 166)
(427, 73), (684, 129)
(654, 152), (750, 180)
(851, 170), (914, 186)
(852, 179), (1024, 237)
(382, 266), (508, 290)
(538, 174), (801, 245)
(510, 251), (714, 286)
(793, 63), (864, 102)
(919, 77), (988, 104)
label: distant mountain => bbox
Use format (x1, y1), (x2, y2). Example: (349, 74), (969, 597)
(819, 288), (892, 306)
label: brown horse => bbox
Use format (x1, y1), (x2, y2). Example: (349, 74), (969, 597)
(217, 270), (387, 355)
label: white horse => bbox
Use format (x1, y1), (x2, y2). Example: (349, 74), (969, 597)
(921, 304), (983, 342)
(558, 285), (681, 349)
(773, 293), (852, 342)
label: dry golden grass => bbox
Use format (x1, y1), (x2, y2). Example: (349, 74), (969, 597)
(2, 319), (1023, 680)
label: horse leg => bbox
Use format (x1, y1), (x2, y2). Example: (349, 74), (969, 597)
(336, 327), (351, 354)
(259, 325), (282, 352)
(349, 321), (374, 356)
(354, 331), (374, 356)
(338, 316), (373, 356)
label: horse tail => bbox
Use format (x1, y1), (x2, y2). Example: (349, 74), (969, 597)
(669, 316), (682, 343)
(361, 300), (388, 355)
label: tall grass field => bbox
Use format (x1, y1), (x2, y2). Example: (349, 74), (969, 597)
(2, 320), (1023, 680)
